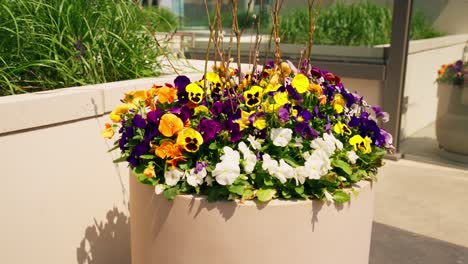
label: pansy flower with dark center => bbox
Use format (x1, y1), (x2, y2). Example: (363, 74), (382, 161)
(243, 86), (263, 107)
(174, 75), (191, 104)
(198, 119), (222, 142)
(185, 83), (204, 104)
(176, 128), (204, 153)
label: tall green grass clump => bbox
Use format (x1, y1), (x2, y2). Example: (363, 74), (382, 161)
(0, 0), (177, 96)
(279, 2), (444, 46)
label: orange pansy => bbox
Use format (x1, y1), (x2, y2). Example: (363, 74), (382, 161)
(154, 85), (178, 104)
(158, 113), (184, 137)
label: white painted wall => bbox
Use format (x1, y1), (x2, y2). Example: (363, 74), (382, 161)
(400, 34), (468, 139)
(0, 73), (202, 264)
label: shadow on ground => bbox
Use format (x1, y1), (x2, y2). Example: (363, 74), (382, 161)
(370, 222), (468, 264)
(400, 136), (468, 171)
(76, 207), (131, 264)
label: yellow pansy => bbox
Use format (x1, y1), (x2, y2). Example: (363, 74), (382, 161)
(206, 72), (221, 83)
(123, 90), (148, 105)
(262, 102), (281, 113)
(110, 104), (132, 123)
(253, 118), (267, 130)
(291, 74), (309, 94)
(143, 165), (156, 178)
(274, 91), (289, 106)
(333, 121), (352, 136)
(244, 86), (263, 107)
(332, 94), (346, 114)
(101, 123), (114, 138)
(349, 135), (372, 154)
(186, 82), (204, 104)
(194, 105), (209, 115)
(176, 128), (204, 153)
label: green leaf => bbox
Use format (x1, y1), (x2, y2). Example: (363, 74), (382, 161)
(242, 189), (255, 200)
(163, 186), (178, 200)
(228, 185), (245, 196)
(112, 156), (127, 163)
(283, 156), (300, 167)
(209, 142), (218, 150)
(333, 190), (350, 203)
(107, 144), (120, 153)
(282, 189), (292, 199)
(139, 154), (156, 160)
(332, 159), (353, 175)
(256, 188), (276, 202)
(294, 185), (308, 199)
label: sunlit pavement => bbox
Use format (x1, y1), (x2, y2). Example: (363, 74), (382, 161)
(370, 159), (468, 264)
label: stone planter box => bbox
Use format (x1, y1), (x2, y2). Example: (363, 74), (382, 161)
(129, 173), (375, 264)
(436, 83), (468, 155)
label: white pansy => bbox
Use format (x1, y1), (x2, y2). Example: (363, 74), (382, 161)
(272, 159), (295, 184)
(186, 167), (207, 187)
(270, 128), (293, 147)
(310, 149), (332, 176)
(294, 167), (307, 185)
(154, 184), (165, 195)
(311, 133), (342, 156)
(303, 155), (325, 180)
(213, 147), (241, 185)
(220, 146), (240, 162)
(212, 161), (240, 185)
(238, 142), (257, 173)
(302, 151), (311, 160)
(347, 150), (359, 164)
(247, 135), (262, 150)
(164, 167), (185, 186)
(262, 154), (279, 174)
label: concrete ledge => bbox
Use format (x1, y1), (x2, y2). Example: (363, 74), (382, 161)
(0, 71), (206, 135)
(0, 88), (103, 134)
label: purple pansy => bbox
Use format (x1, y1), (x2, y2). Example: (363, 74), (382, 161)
(294, 122), (319, 139)
(132, 114), (146, 129)
(198, 119), (222, 142)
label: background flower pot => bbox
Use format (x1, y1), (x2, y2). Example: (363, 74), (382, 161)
(436, 83), (468, 155)
(129, 173), (375, 264)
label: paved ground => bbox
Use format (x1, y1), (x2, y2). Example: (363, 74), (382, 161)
(370, 158), (468, 264)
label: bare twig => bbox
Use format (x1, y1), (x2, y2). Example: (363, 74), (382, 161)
(203, 0), (214, 90)
(131, 0), (179, 75)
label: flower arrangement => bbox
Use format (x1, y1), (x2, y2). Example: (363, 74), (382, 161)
(436, 59), (467, 86)
(102, 60), (393, 203)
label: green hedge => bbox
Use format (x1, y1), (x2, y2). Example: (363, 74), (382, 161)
(279, 2), (444, 46)
(0, 0), (177, 96)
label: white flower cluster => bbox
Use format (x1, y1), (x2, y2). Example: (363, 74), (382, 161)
(155, 127), (361, 195)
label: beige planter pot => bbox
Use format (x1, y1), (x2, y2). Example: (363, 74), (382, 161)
(130, 174), (375, 264)
(436, 83), (468, 155)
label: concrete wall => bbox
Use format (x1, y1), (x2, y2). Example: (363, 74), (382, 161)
(0, 74), (201, 264)
(400, 34), (468, 139)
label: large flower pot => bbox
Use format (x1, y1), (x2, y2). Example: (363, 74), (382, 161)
(129, 174), (375, 264)
(436, 83), (468, 155)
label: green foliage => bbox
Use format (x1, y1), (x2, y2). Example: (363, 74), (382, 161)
(279, 2), (444, 46)
(0, 0), (171, 96)
(143, 6), (178, 32)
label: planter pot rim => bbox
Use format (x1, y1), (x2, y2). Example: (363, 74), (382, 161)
(161, 180), (371, 207)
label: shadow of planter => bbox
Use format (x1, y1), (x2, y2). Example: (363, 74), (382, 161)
(76, 208), (131, 264)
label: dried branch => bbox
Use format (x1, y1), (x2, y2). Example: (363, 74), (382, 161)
(131, 0), (179, 74)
